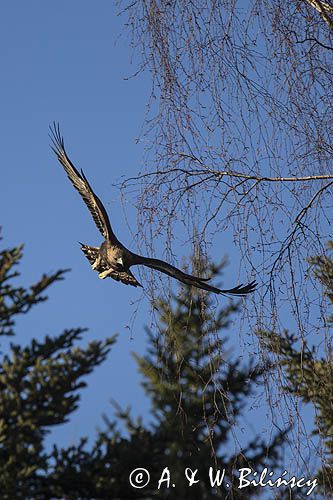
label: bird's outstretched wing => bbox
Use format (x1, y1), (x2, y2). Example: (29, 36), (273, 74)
(50, 123), (119, 243)
(135, 255), (257, 296)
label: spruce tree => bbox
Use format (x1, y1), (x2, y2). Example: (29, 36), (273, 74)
(259, 242), (333, 498)
(0, 235), (115, 499)
(82, 262), (288, 499)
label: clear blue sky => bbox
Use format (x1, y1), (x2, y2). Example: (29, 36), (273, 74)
(0, 2), (317, 481)
(0, 1), (155, 446)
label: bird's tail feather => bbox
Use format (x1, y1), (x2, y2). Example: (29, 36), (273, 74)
(79, 243), (100, 266)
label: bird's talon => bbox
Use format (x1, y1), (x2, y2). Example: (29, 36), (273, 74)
(99, 270), (111, 279)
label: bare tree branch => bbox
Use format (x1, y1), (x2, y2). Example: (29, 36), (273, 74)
(118, 0), (333, 477)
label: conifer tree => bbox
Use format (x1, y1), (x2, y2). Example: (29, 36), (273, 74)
(78, 262), (288, 499)
(259, 242), (333, 498)
(0, 235), (115, 499)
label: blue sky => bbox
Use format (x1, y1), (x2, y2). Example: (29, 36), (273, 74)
(0, 1), (257, 447)
(0, 3), (320, 486)
(0, 1), (155, 445)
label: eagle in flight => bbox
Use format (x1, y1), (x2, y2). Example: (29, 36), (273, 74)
(50, 123), (257, 296)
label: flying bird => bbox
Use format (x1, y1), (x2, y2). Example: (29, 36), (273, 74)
(50, 123), (257, 296)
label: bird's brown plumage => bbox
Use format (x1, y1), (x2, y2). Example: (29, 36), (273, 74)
(50, 123), (257, 297)
(50, 123), (118, 243)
